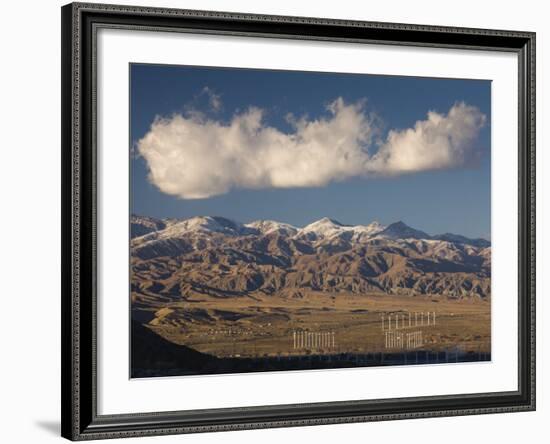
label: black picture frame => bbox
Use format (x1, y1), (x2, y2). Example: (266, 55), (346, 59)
(61, 2), (536, 440)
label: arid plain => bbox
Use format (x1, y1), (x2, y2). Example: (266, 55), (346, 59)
(136, 292), (490, 359)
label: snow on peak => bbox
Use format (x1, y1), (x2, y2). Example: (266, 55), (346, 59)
(353, 221), (386, 235)
(156, 216), (247, 238)
(131, 214), (488, 250)
(297, 217), (385, 241)
(132, 214), (438, 244)
(245, 220), (298, 236)
(300, 217), (346, 235)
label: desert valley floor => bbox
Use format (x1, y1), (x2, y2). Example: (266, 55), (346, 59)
(134, 292), (490, 358)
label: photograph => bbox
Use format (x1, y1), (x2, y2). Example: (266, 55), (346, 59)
(56, 1), (536, 440)
(129, 64), (492, 378)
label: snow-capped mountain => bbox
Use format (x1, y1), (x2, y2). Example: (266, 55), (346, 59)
(244, 220), (299, 237)
(296, 217), (386, 242)
(299, 217), (347, 235)
(131, 214), (491, 300)
(160, 216), (251, 236)
(132, 215), (254, 241)
(131, 214), (488, 248)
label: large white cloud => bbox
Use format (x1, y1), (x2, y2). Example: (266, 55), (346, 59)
(137, 98), (486, 199)
(369, 102), (486, 174)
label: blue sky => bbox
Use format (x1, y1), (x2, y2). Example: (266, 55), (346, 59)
(130, 64), (491, 239)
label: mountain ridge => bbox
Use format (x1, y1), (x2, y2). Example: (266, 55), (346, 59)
(131, 214), (491, 300)
(131, 214), (488, 245)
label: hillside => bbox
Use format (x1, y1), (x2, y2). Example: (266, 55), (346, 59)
(130, 215), (491, 301)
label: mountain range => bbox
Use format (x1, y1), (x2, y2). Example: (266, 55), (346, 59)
(130, 215), (491, 301)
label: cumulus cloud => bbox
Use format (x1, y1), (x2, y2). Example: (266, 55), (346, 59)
(369, 102), (486, 174)
(137, 99), (486, 199)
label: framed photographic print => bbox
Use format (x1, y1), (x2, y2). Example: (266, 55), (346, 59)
(61, 2), (536, 440)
